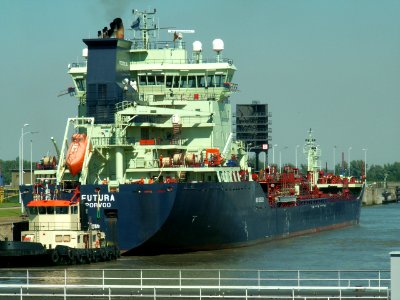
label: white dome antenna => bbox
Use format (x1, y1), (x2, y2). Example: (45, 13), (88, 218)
(192, 41), (202, 52)
(213, 39), (224, 62)
(192, 41), (203, 63)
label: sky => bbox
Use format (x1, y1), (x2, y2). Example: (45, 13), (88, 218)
(0, 0), (399, 168)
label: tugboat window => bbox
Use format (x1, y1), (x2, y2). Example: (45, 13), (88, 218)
(38, 206), (46, 214)
(28, 207), (37, 215)
(55, 206), (68, 214)
(46, 207), (54, 214)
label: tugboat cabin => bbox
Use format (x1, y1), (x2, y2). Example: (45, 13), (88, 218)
(22, 200), (104, 250)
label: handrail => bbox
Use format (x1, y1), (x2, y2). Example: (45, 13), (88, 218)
(0, 283), (389, 299)
(0, 268), (390, 288)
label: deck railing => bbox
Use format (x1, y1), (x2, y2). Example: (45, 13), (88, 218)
(0, 268), (390, 299)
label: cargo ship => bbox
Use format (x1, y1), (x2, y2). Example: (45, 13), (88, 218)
(20, 9), (364, 255)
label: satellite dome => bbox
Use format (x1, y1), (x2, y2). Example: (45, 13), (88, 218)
(192, 41), (202, 52)
(212, 39), (224, 52)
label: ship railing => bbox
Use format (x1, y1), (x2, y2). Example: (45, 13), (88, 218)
(29, 222), (81, 231)
(90, 137), (189, 148)
(130, 57), (234, 65)
(0, 268), (390, 299)
(67, 57), (233, 70)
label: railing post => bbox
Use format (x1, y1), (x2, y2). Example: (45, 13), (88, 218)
(378, 270), (381, 287)
(102, 269), (105, 290)
(26, 270), (29, 290)
(20, 286), (22, 300)
(337, 270), (341, 287)
(297, 270), (300, 287)
(153, 287), (156, 300)
(179, 270), (182, 291)
(109, 287), (111, 300)
(64, 269), (67, 287)
(218, 270), (221, 291)
(141, 269), (143, 290)
(258, 270), (260, 288)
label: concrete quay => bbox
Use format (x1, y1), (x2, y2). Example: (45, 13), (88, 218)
(363, 181), (400, 205)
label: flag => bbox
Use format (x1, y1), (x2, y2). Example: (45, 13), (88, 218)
(173, 31), (179, 42)
(131, 17), (140, 30)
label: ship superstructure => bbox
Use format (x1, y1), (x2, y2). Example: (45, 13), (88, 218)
(21, 9), (364, 254)
(63, 9), (243, 190)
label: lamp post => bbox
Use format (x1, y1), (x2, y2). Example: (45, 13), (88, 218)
(272, 144), (278, 165)
(362, 148), (368, 185)
(19, 123), (29, 213)
(29, 132), (39, 185)
(333, 145), (336, 175)
(295, 145), (300, 168)
(348, 146), (352, 176)
(279, 146), (288, 173)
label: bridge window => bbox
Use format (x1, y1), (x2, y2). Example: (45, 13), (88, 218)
(215, 75), (224, 87)
(166, 76), (173, 88)
(207, 75), (214, 87)
(180, 75), (188, 88)
(156, 75), (164, 85)
(75, 78), (86, 91)
(147, 76), (156, 85)
(173, 76), (180, 88)
(139, 75), (147, 85)
(198, 76), (206, 87)
(188, 76), (196, 88)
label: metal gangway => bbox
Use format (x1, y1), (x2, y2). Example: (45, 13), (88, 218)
(0, 268), (391, 299)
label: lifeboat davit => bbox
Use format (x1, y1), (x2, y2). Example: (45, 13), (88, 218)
(66, 133), (88, 176)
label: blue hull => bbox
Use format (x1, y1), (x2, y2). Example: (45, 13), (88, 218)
(22, 181), (362, 254)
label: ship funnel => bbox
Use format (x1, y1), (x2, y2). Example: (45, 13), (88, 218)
(213, 39), (224, 62)
(114, 17), (124, 39)
(192, 41), (202, 63)
(100, 18), (124, 39)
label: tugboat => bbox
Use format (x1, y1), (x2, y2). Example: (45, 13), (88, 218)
(0, 186), (119, 267)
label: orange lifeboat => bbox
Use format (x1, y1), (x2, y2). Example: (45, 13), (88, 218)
(66, 133), (88, 176)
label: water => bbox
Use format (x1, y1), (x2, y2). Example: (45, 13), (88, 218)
(83, 203), (400, 271)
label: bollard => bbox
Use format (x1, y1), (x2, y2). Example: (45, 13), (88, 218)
(390, 251), (400, 300)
